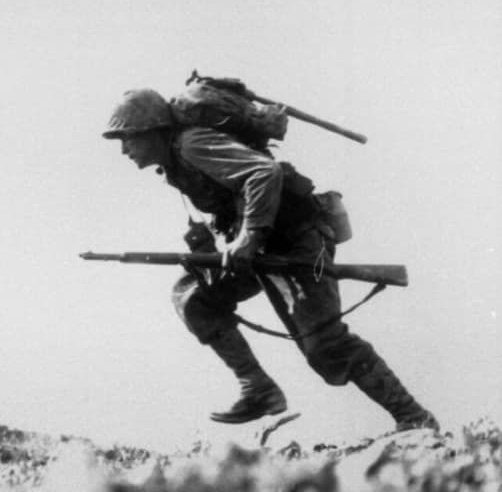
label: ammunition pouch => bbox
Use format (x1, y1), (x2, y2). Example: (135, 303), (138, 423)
(183, 221), (217, 253)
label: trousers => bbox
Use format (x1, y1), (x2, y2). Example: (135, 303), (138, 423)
(172, 215), (378, 386)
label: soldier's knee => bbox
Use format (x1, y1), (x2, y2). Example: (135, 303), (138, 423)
(171, 275), (200, 321)
(171, 274), (237, 345)
(305, 334), (374, 386)
(306, 348), (356, 385)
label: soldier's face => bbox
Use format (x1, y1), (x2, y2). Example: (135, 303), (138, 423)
(121, 133), (159, 169)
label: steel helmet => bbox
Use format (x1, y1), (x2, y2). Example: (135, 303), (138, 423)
(103, 89), (173, 139)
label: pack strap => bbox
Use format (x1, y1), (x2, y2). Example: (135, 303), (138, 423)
(234, 282), (386, 341)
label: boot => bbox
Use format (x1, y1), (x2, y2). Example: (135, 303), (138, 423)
(351, 352), (440, 432)
(208, 328), (287, 424)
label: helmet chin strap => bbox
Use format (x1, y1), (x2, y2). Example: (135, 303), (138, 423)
(154, 130), (175, 176)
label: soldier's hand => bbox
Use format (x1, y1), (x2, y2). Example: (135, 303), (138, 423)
(222, 228), (266, 274)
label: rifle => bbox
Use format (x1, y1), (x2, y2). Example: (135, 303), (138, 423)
(79, 251), (408, 287)
(185, 70), (368, 144)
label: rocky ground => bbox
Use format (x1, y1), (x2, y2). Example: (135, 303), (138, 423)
(0, 417), (500, 491)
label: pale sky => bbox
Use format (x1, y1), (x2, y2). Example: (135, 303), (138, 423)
(0, 0), (501, 452)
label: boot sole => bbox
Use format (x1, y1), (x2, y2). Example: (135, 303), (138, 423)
(210, 402), (287, 424)
(395, 411), (440, 433)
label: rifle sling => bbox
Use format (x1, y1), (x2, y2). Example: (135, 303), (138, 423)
(234, 282), (386, 341)
(180, 256), (386, 341)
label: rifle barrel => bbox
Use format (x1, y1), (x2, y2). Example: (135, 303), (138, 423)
(253, 95), (367, 144)
(79, 252), (123, 261)
(80, 251), (408, 287)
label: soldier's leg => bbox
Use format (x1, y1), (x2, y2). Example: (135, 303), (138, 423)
(262, 226), (438, 431)
(172, 272), (286, 423)
(347, 342), (439, 431)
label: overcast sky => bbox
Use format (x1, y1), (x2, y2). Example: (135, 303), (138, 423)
(1, 0), (500, 452)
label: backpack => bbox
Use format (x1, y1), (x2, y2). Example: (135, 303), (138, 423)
(170, 71), (288, 149)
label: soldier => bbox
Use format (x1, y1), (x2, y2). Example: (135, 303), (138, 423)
(102, 88), (439, 430)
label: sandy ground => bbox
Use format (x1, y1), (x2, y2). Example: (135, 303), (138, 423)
(0, 418), (500, 491)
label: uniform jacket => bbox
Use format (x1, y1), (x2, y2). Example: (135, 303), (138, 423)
(164, 126), (318, 245)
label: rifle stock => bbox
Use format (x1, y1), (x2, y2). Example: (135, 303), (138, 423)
(80, 251), (408, 287)
(331, 263), (408, 287)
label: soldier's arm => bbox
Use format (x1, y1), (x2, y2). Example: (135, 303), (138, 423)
(177, 127), (283, 232)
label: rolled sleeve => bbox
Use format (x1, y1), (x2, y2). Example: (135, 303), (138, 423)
(178, 127), (283, 229)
